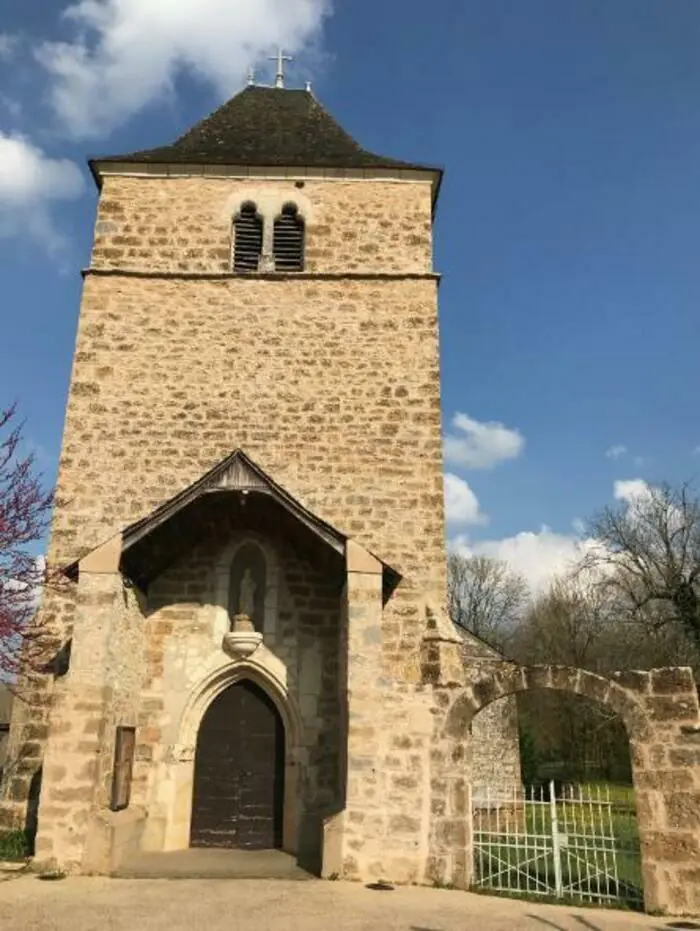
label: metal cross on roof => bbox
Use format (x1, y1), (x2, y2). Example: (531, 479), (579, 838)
(269, 48), (293, 89)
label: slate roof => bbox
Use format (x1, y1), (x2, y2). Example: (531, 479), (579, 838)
(89, 85), (440, 177)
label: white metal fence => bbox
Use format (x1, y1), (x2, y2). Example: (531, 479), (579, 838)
(470, 782), (643, 909)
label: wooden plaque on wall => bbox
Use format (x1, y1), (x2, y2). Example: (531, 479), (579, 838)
(110, 726), (136, 812)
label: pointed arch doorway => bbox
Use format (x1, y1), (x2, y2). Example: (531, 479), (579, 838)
(190, 679), (285, 850)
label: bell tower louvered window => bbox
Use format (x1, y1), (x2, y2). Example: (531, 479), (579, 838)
(273, 204), (305, 272)
(233, 202), (263, 272)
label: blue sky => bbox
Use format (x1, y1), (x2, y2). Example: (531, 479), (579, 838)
(1, 0), (699, 589)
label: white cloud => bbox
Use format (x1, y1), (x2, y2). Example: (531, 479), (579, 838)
(605, 444), (627, 460)
(613, 478), (652, 506)
(0, 133), (85, 250)
(0, 134), (84, 203)
(37, 0), (331, 138)
(447, 479), (666, 596)
(693, 446), (700, 457)
(571, 517), (586, 535)
(444, 412), (525, 470)
(444, 473), (488, 527)
(452, 526), (600, 594)
(0, 34), (19, 62)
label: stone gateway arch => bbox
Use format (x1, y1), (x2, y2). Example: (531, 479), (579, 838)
(423, 641), (700, 916)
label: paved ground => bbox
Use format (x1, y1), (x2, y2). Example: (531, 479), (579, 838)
(0, 875), (684, 931)
(115, 848), (313, 879)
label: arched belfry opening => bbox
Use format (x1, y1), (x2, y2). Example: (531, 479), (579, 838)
(190, 679), (285, 850)
(273, 203), (305, 271)
(233, 202), (263, 272)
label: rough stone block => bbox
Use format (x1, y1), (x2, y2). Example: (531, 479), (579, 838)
(664, 793), (700, 830)
(635, 770), (695, 792)
(647, 696), (699, 722)
(388, 814), (420, 834)
(436, 819), (467, 848)
(651, 667), (696, 695)
(640, 830), (700, 862)
(611, 669), (651, 693)
(445, 695), (478, 738)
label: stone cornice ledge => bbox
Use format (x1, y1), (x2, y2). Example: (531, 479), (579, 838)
(81, 267), (442, 283)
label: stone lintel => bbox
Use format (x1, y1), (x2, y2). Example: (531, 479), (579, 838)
(346, 540), (382, 576)
(78, 534), (123, 575)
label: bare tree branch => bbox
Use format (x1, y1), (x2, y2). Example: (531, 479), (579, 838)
(581, 481), (700, 646)
(447, 553), (528, 649)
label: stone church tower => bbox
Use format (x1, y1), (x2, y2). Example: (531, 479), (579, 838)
(2, 80), (515, 882)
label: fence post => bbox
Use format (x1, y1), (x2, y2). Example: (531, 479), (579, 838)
(549, 780), (564, 898)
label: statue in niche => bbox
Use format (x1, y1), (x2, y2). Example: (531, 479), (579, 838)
(238, 568), (256, 618)
(229, 543), (266, 634)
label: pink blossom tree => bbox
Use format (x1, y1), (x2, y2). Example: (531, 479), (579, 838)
(0, 405), (53, 681)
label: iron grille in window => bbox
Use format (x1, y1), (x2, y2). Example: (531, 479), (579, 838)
(233, 202), (263, 272)
(110, 726), (136, 812)
(273, 204), (305, 272)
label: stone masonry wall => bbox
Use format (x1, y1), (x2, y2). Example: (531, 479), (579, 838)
(91, 176), (434, 275)
(32, 571), (146, 871)
(53, 268), (445, 676)
(470, 698), (521, 795)
(460, 636), (522, 799)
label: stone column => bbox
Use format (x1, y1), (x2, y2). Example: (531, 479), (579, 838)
(33, 537), (122, 873)
(629, 667), (700, 915)
(421, 618), (471, 892)
(322, 540), (385, 880)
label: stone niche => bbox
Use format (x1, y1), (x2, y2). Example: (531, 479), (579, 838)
(223, 541), (267, 659)
(228, 542), (267, 629)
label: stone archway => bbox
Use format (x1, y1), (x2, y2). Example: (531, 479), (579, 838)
(427, 661), (700, 916)
(190, 679), (285, 849)
(162, 653), (302, 855)
(447, 665), (651, 746)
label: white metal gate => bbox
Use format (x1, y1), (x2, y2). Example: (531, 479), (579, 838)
(471, 783), (643, 908)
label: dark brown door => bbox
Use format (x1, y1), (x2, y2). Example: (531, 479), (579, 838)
(190, 680), (284, 850)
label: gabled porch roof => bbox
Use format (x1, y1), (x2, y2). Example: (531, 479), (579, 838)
(66, 450), (401, 597)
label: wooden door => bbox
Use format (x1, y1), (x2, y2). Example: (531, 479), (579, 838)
(190, 680), (284, 849)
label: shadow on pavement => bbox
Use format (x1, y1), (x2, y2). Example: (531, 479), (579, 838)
(527, 914), (604, 930)
(527, 911), (700, 931)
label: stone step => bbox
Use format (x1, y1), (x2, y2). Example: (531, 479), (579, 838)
(113, 848), (314, 881)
